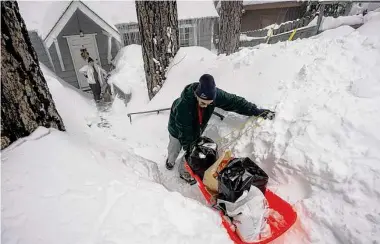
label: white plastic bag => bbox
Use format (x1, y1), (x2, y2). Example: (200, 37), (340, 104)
(217, 185), (269, 242)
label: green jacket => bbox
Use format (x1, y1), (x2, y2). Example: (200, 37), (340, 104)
(168, 82), (261, 152)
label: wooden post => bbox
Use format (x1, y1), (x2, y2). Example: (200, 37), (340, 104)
(316, 4), (325, 34)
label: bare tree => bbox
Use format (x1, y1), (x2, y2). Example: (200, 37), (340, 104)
(218, 0), (243, 55)
(135, 1), (179, 100)
(1, 1), (65, 149)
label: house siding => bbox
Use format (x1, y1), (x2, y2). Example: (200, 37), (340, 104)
(117, 17), (218, 50)
(48, 44), (78, 88)
(196, 18), (218, 50)
(111, 37), (119, 64)
(48, 9), (119, 88)
(241, 6), (305, 31)
(28, 31), (54, 71)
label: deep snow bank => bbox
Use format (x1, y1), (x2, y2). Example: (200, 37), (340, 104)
(1, 65), (232, 244)
(108, 44), (148, 111)
(1, 128), (230, 244)
(320, 8), (380, 31)
(108, 17), (380, 244)
(40, 64), (96, 134)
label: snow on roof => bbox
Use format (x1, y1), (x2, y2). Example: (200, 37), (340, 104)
(215, 0), (298, 10)
(177, 1), (219, 20)
(243, 0), (296, 5)
(18, 0), (218, 39)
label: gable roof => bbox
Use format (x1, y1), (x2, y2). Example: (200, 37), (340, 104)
(19, 1), (121, 48)
(19, 0), (218, 46)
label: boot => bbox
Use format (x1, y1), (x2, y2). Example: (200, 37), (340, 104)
(166, 158), (175, 170)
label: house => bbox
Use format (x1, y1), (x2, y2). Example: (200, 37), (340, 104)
(19, 1), (122, 92)
(19, 0), (218, 92)
(214, 0), (307, 32)
(116, 1), (219, 50)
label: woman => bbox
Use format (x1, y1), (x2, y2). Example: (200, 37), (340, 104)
(79, 52), (108, 102)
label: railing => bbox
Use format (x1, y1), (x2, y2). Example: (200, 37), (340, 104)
(127, 108), (225, 123)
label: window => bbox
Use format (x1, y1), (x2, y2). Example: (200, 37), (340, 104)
(179, 27), (191, 47)
(179, 24), (196, 47)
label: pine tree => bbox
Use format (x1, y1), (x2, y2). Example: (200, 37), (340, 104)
(135, 1), (179, 100)
(218, 0), (243, 55)
(1, 1), (65, 149)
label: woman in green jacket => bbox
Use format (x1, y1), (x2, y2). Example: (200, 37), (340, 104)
(166, 74), (275, 184)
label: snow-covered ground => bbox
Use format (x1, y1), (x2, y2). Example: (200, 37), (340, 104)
(349, 2), (380, 16)
(320, 7), (380, 31)
(1, 64), (231, 244)
(2, 12), (380, 244)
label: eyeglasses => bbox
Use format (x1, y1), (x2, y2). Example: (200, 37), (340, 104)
(196, 95), (213, 107)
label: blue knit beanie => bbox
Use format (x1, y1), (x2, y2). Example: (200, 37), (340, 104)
(195, 74), (216, 100)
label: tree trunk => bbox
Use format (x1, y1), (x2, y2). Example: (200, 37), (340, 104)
(1, 1), (65, 150)
(218, 0), (243, 56)
(135, 1), (179, 100)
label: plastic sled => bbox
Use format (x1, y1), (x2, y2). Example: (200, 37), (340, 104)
(185, 162), (297, 244)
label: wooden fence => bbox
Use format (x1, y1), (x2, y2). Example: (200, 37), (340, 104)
(240, 25), (318, 47)
(238, 2), (369, 49)
(239, 16), (318, 47)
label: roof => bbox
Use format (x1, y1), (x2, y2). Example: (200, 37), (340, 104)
(18, 1), (121, 47)
(243, 0), (299, 5)
(18, 0), (218, 41)
(215, 0), (302, 9)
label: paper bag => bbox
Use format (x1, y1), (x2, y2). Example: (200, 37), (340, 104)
(203, 150), (231, 193)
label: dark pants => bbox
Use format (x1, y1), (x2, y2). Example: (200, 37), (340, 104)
(89, 82), (101, 102)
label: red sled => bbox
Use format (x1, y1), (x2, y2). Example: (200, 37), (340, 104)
(185, 161), (297, 244)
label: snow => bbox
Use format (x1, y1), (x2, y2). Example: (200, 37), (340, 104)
(243, 0), (294, 6)
(18, 1), (120, 39)
(105, 17), (380, 244)
(177, 1), (218, 20)
(349, 3), (380, 15)
(320, 9), (380, 32)
(108, 45), (148, 111)
(357, 16), (380, 39)
(217, 0), (294, 8)
(39, 63), (96, 134)
(320, 14), (364, 31)
(3, 8), (380, 244)
(18, 0), (218, 39)
(2, 64), (231, 244)
(307, 16), (318, 27)
(240, 34), (265, 41)
(1, 128), (230, 244)
(313, 26), (355, 39)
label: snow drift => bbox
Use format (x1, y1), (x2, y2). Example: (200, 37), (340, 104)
(320, 8), (380, 31)
(108, 44), (148, 111)
(2, 11), (380, 244)
(1, 127), (230, 244)
(1, 65), (231, 244)
(107, 16), (380, 244)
